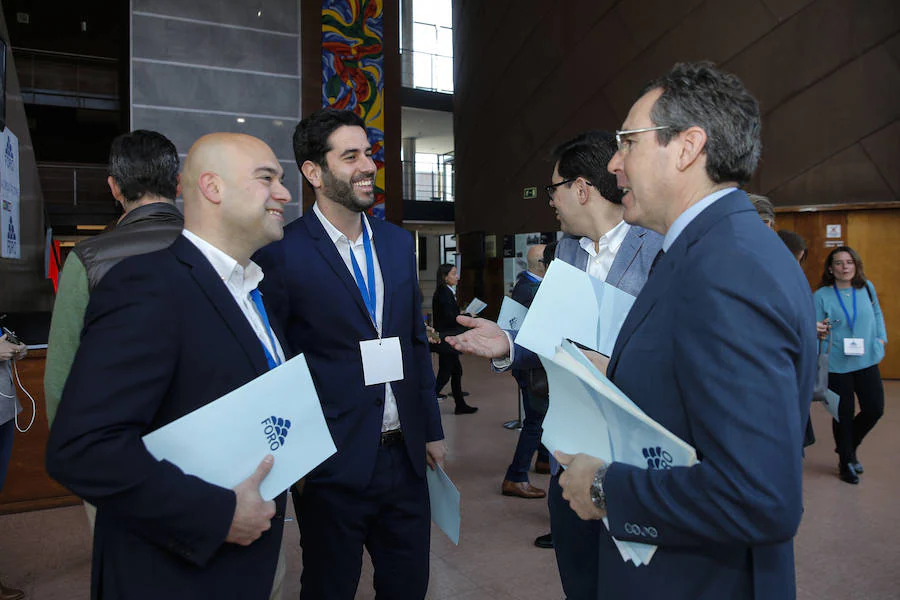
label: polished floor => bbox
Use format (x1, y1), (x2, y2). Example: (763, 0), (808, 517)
(1, 356), (898, 599)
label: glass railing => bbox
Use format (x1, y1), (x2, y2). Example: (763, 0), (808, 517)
(400, 48), (454, 93)
(402, 160), (454, 202)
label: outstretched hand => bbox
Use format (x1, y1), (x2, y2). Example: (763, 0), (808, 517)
(444, 316), (511, 359)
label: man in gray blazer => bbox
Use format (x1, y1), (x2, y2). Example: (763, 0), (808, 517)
(447, 131), (661, 599)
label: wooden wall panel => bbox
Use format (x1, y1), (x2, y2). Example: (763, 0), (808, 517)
(847, 211), (900, 378)
(0, 351), (80, 514)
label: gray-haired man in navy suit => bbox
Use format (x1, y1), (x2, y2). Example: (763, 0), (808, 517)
(447, 130), (662, 599)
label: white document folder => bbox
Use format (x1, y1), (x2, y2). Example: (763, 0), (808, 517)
(540, 340), (699, 566)
(516, 260), (636, 359)
(496, 296), (528, 331)
(143, 354), (335, 501)
(427, 465), (461, 545)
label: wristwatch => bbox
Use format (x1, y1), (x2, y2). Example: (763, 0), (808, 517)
(589, 464), (609, 511)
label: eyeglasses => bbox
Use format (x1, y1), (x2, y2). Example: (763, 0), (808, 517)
(545, 178), (576, 199)
(615, 126), (671, 152)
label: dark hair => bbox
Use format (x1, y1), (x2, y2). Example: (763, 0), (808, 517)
(542, 241), (557, 267)
(293, 108), (367, 168)
(818, 246), (868, 289)
(436, 263), (455, 287)
(551, 131), (624, 204)
(108, 130), (179, 203)
(777, 230), (807, 263)
(640, 62), (761, 185)
(748, 194), (775, 225)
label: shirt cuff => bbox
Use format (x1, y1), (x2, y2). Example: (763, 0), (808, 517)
(490, 331), (514, 371)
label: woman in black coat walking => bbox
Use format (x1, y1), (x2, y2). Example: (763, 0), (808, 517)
(432, 264), (477, 414)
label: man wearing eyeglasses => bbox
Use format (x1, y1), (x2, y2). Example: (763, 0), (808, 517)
(447, 130), (662, 600)
(556, 62), (815, 599)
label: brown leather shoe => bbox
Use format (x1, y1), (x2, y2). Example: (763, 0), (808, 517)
(534, 460), (551, 474)
(501, 480), (546, 499)
(0, 580), (25, 600)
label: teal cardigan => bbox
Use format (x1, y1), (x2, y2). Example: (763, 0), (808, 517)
(814, 280), (888, 374)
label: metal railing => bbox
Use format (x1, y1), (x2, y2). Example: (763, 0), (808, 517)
(400, 48), (454, 93)
(402, 159), (454, 203)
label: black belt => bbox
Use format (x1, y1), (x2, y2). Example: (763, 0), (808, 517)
(380, 429), (403, 446)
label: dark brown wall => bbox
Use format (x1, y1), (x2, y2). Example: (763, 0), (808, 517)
(453, 0), (900, 236)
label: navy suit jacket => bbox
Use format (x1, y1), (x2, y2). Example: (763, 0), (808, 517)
(254, 209), (443, 491)
(510, 225), (662, 370)
(602, 190), (816, 599)
(46, 236), (286, 600)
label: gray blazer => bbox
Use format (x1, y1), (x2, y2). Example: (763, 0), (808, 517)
(510, 225), (662, 370)
(1, 360), (22, 427)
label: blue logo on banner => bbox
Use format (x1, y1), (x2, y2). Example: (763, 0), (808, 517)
(4, 138), (14, 170)
(261, 415), (292, 451)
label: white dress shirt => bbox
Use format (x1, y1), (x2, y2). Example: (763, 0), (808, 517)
(313, 203), (401, 433)
(182, 230), (285, 365)
(579, 220), (630, 282)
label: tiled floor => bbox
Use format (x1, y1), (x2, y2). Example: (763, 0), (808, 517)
(1, 356), (898, 599)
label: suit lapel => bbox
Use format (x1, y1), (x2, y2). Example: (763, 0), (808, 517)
(607, 227), (642, 288)
(170, 236), (269, 376)
(371, 219), (394, 335)
(304, 209), (379, 333)
(607, 191), (750, 378)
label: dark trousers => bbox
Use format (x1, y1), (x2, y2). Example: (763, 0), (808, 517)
(549, 473), (602, 600)
(296, 442), (431, 600)
(828, 364), (884, 464)
(504, 387), (549, 482)
(0, 419), (14, 493)
(435, 352), (464, 406)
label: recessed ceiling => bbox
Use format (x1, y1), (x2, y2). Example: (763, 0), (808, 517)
(401, 107), (454, 155)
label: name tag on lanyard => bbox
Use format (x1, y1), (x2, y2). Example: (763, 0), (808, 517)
(360, 337), (404, 385)
(350, 214), (404, 386)
(843, 338), (865, 356)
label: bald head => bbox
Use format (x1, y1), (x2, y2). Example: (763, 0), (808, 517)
(527, 244), (546, 276)
(181, 132), (290, 264)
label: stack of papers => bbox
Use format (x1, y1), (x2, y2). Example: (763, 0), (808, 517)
(515, 260), (636, 358)
(539, 341), (698, 565)
(496, 296), (528, 331)
(143, 354), (336, 501)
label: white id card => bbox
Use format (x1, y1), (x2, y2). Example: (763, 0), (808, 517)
(360, 337), (404, 385)
(843, 338), (865, 356)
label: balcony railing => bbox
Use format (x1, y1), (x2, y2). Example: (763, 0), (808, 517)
(400, 48), (453, 94)
(402, 160), (454, 203)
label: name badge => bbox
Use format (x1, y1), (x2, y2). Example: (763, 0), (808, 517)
(360, 337), (404, 385)
(843, 338), (865, 356)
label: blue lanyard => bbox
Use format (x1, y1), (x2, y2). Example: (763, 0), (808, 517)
(832, 284), (857, 335)
(348, 214), (378, 328)
(522, 271), (541, 283)
(249, 288), (282, 370)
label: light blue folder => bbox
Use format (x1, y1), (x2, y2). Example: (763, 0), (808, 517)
(426, 465), (461, 545)
(143, 354), (335, 501)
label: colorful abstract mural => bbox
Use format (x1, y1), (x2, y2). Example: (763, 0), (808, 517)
(322, 0), (386, 219)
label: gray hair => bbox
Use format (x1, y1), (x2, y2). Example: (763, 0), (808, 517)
(748, 193), (775, 224)
(640, 62), (761, 185)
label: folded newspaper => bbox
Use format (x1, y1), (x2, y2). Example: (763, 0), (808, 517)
(540, 340), (699, 566)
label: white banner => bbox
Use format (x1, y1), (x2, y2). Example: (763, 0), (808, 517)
(1, 128), (21, 259)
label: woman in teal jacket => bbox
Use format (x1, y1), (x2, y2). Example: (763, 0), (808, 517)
(814, 246), (888, 485)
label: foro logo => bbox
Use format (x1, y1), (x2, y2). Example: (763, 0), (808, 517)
(261, 415), (292, 451)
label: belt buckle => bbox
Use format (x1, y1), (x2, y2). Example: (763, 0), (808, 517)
(380, 429), (402, 446)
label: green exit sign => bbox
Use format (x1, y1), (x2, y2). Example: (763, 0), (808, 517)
(523, 187), (538, 199)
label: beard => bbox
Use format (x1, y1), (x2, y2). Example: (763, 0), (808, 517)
(321, 167), (376, 213)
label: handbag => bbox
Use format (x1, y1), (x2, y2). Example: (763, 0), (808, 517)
(812, 331), (831, 402)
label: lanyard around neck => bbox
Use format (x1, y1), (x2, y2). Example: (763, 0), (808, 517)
(348, 214), (378, 328)
(832, 284), (857, 335)
(249, 288), (282, 370)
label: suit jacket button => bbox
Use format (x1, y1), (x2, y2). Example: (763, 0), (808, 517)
(375, 397), (384, 406)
